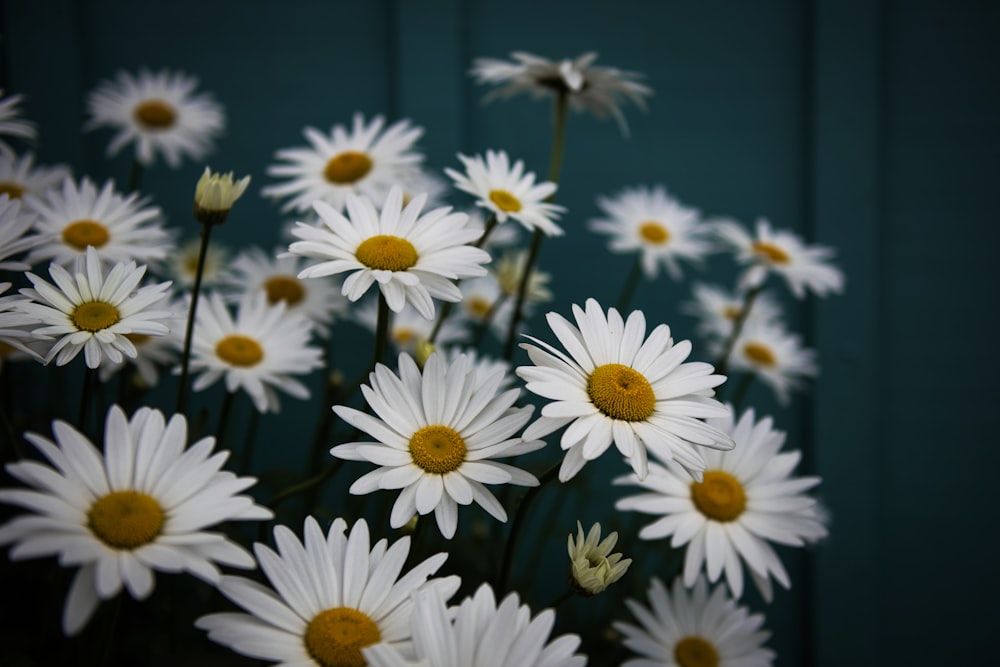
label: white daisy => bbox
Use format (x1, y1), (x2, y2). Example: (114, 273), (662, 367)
(399, 166), (450, 209)
(615, 575), (774, 667)
(589, 185), (713, 280)
(0, 194), (41, 271)
(196, 516), (460, 666)
(0, 282), (43, 361)
(0, 90), (36, 157)
(445, 150), (565, 236)
(0, 152), (71, 201)
(0, 404), (273, 635)
(615, 407), (827, 601)
(167, 236), (231, 288)
(494, 248), (553, 305)
(263, 112), (424, 214)
(442, 346), (514, 390)
(97, 295), (184, 386)
(332, 351), (544, 538)
(85, 68), (224, 168)
(568, 521), (631, 596)
(288, 186), (491, 320)
(720, 319), (818, 405)
(185, 291), (324, 413)
(517, 298), (734, 483)
(682, 283), (783, 342)
(16, 247), (173, 368)
(456, 274), (514, 342)
(354, 299), (468, 356)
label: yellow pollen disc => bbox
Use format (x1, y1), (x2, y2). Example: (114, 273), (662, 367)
(409, 425), (467, 474)
(674, 636), (720, 667)
(264, 275), (306, 305)
(355, 235), (418, 272)
(639, 221), (670, 245)
(124, 333), (150, 345)
(587, 364), (656, 422)
(752, 240), (791, 264)
(467, 296), (492, 318)
(722, 305), (742, 320)
(63, 219), (110, 250)
(133, 99), (177, 129)
(72, 301), (120, 332)
(88, 490), (165, 550)
(489, 189), (522, 213)
(304, 607), (381, 667)
(393, 328), (416, 345)
(324, 151), (373, 184)
(742, 341), (777, 367)
(215, 334), (264, 367)
(0, 181), (25, 199)
(691, 470), (746, 522)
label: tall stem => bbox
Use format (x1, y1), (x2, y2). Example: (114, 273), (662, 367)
(373, 292), (390, 369)
(616, 257), (643, 313)
(714, 284), (762, 377)
(78, 367), (96, 433)
(176, 222), (215, 415)
(729, 372), (756, 410)
(126, 160), (143, 194)
(215, 390), (236, 454)
(497, 462), (560, 592)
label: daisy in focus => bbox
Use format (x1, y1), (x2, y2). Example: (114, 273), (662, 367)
(332, 352), (544, 538)
(615, 407), (827, 600)
(0, 405), (272, 634)
(0, 89), (36, 156)
(719, 319), (818, 405)
(85, 68), (224, 168)
(682, 282), (783, 342)
(516, 298), (734, 483)
(568, 521), (631, 596)
(197, 516), (460, 666)
(0, 194), (41, 270)
(0, 152), (71, 201)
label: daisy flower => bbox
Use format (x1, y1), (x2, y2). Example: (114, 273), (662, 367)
(615, 407), (827, 600)
(457, 274), (514, 342)
(0, 90), (36, 156)
(399, 166), (450, 209)
(714, 218), (844, 299)
(494, 248), (553, 305)
(168, 236), (231, 288)
(185, 291), (323, 413)
(0, 282), (43, 361)
(354, 299), (468, 356)
(288, 186), (491, 320)
(0, 404), (273, 635)
(85, 68), (224, 168)
(17, 246), (173, 368)
(263, 112), (424, 214)
(332, 351), (544, 538)
(444, 149), (565, 236)
(568, 521), (631, 596)
(97, 295), (184, 386)
(0, 152), (71, 201)
(615, 575), (774, 667)
(589, 185), (713, 280)
(0, 194), (41, 271)
(682, 283), (783, 342)
(196, 516), (460, 666)
(443, 346), (514, 390)
(721, 319), (818, 405)
(517, 298), (734, 483)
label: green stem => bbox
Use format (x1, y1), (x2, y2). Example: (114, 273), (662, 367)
(78, 366), (96, 433)
(714, 284), (762, 377)
(373, 292), (390, 369)
(215, 390), (236, 454)
(545, 588), (576, 610)
(471, 293), (509, 348)
(497, 462), (561, 592)
(242, 407), (261, 472)
(127, 160), (143, 194)
(176, 222), (215, 415)
(616, 257), (643, 313)
(474, 214), (498, 248)
(98, 594), (122, 667)
(267, 460), (343, 509)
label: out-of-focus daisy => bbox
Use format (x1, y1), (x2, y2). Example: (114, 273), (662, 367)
(354, 299), (467, 356)
(17, 247), (172, 368)
(193, 167), (251, 225)
(445, 150), (565, 236)
(517, 298), (734, 483)
(168, 236), (231, 288)
(97, 296), (183, 386)
(0, 90), (36, 157)
(494, 248), (553, 305)
(589, 185), (713, 280)
(0, 405), (272, 635)
(0, 152), (71, 201)
(568, 521), (631, 596)
(682, 283), (783, 342)
(289, 186), (490, 320)
(615, 407), (826, 600)
(720, 319), (818, 405)
(197, 516), (460, 666)
(471, 51), (652, 135)
(0, 194), (41, 271)
(263, 112), (424, 214)
(615, 575), (774, 667)
(332, 352), (543, 538)
(714, 218), (844, 299)
(85, 68), (224, 168)
(457, 274), (514, 342)
(443, 346), (514, 390)
(185, 291), (323, 413)
(399, 167), (450, 209)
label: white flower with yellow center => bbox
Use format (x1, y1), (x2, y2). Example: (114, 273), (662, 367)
(0, 90), (35, 157)
(615, 407), (827, 601)
(263, 112), (424, 214)
(682, 283), (783, 342)
(615, 575), (775, 667)
(0, 404), (273, 635)
(568, 521), (631, 596)
(444, 150), (565, 236)
(354, 299), (467, 356)
(85, 69), (224, 168)
(332, 352), (543, 538)
(517, 299), (734, 483)
(721, 319), (818, 405)
(97, 296), (184, 386)
(25, 176), (172, 267)
(168, 236), (231, 288)
(185, 291), (324, 413)
(457, 274), (514, 342)
(17, 247), (172, 368)
(0, 152), (71, 202)
(0, 194), (41, 271)
(289, 186), (491, 320)
(197, 516), (460, 667)
(589, 185), (713, 280)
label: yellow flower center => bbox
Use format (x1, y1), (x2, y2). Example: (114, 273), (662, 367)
(304, 607), (381, 667)
(72, 302), (120, 332)
(722, 305), (742, 320)
(691, 470), (746, 522)
(409, 425), (467, 474)
(133, 99), (177, 129)
(63, 220), (110, 250)
(0, 181), (25, 199)
(639, 221), (670, 245)
(355, 235), (418, 272)
(324, 151), (373, 185)
(264, 275), (306, 305)
(752, 240), (791, 264)
(88, 490), (165, 550)
(587, 364), (656, 422)
(674, 636), (719, 667)
(742, 341), (777, 367)
(215, 334), (264, 367)
(489, 189), (522, 213)
(392, 328), (416, 346)
(466, 296), (492, 318)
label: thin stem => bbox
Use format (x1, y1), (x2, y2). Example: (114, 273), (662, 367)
(471, 293), (509, 348)
(616, 257), (643, 313)
(473, 214), (498, 248)
(215, 390), (237, 454)
(97, 593), (122, 667)
(78, 367), (96, 433)
(497, 461), (561, 592)
(729, 372), (756, 411)
(176, 222), (215, 415)
(545, 588), (576, 610)
(373, 292), (390, 369)
(714, 284), (762, 377)
(268, 459), (343, 509)
(242, 407), (261, 472)
(546, 89), (570, 184)
(126, 160), (143, 194)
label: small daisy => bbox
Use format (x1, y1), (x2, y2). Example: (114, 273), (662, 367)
(589, 185), (713, 280)
(332, 351), (544, 538)
(568, 521), (631, 595)
(167, 236), (231, 288)
(263, 112), (424, 214)
(615, 407), (827, 600)
(0, 404), (273, 635)
(196, 516), (460, 666)
(85, 68), (224, 168)
(615, 575), (774, 667)
(399, 166), (450, 209)
(444, 149), (565, 236)
(517, 299), (734, 483)
(0, 194), (41, 271)
(185, 291), (323, 413)
(682, 283), (783, 342)
(443, 346), (514, 390)
(17, 246), (173, 368)
(0, 90), (36, 156)
(0, 152), (71, 201)
(354, 299), (468, 356)
(494, 248), (553, 304)
(457, 274), (514, 342)
(289, 186), (491, 320)
(720, 319), (818, 405)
